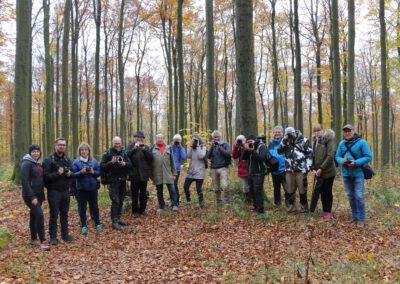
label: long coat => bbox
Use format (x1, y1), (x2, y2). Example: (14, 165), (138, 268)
(151, 144), (177, 185)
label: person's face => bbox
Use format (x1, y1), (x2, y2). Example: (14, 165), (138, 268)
(156, 135), (164, 145)
(55, 140), (66, 154)
(80, 147), (89, 158)
(343, 129), (355, 140)
(314, 129), (323, 139)
(31, 150), (41, 161)
(213, 134), (221, 142)
(274, 129), (283, 140)
(113, 138), (122, 150)
(135, 136), (144, 143)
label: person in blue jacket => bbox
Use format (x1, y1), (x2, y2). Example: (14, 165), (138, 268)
(172, 134), (187, 205)
(72, 143), (102, 235)
(335, 124), (372, 228)
(268, 125), (289, 207)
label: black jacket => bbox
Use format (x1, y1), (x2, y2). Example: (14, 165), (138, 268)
(241, 142), (268, 175)
(100, 147), (132, 183)
(43, 152), (73, 191)
(126, 143), (154, 182)
(207, 142), (231, 169)
(20, 154), (45, 202)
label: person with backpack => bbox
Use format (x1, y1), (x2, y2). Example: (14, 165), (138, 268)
(241, 135), (268, 214)
(71, 143), (102, 235)
(279, 127), (313, 213)
(268, 126), (290, 207)
(183, 134), (207, 207)
(151, 133), (179, 212)
(43, 138), (75, 245)
(310, 125), (336, 219)
(20, 144), (50, 251)
(171, 134), (187, 205)
(335, 124), (372, 228)
(232, 135), (251, 204)
(207, 130), (231, 207)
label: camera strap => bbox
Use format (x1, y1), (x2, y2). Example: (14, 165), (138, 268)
(344, 141), (359, 160)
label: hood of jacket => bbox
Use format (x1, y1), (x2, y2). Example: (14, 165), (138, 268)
(23, 154), (39, 164)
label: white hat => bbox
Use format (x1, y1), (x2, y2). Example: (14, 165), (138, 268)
(236, 135), (246, 143)
(173, 134), (182, 142)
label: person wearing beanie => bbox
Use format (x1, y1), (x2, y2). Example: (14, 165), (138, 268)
(20, 144), (50, 251)
(232, 134), (251, 204)
(171, 133), (187, 205)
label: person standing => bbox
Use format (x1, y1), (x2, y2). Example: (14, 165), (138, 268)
(171, 134), (187, 205)
(335, 124), (372, 228)
(20, 144), (50, 251)
(100, 136), (132, 230)
(126, 131), (154, 217)
(72, 143), (102, 235)
(43, 138), (74, 245)
(232, 135), (251, 204)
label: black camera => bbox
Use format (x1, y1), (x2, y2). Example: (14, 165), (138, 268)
(63, 167), (72, 176)
(214, 141), (219, 146)
(139, 142), (145, 148)
(237, 140), (243, 145)
(85, 166), (92, 172)
(345, 159), (353, 164)
(174, 141), (180, 146)
(248, 143), (254, 149)
(116, 156), (124, 164)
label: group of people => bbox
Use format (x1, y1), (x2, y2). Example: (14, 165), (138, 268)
(20, 124), (372, 251)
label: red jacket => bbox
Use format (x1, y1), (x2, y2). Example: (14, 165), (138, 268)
(232, 144), (248, 177)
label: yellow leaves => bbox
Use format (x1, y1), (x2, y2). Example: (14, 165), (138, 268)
(346, 251), (377, 263)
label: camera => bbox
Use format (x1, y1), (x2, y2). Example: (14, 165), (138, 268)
(237, 139), (243, 146)
(139, 142), (145, 148)
(63, 167), (72, 176)
(85, 166), (92, 172)
(345, 159), (353, 164)
(116, 156), (124, 164)
(248, 143), (254, 149)
(174, 141), (180, 146)
(214, 141), (219, 146)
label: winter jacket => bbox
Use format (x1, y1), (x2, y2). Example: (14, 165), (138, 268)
(72, 159), (101, 191)
(278, 131), (313, 173)
(151, 144), (177, 185)
(100, 147), (132, 183)
(43, 152), (73, 191)
(312, 130), (336, 179)
(268, 138), (286, 176)
(172, 144), (187, 172)
(232, 144), (248, 177)
(126, 143), (154, 182)
(335, 134), (372, 178)
(241, 142), (268, 176)
(186, 145), (207, 180)
(207, 142), (231, 169)
(20, 154), (45, 202)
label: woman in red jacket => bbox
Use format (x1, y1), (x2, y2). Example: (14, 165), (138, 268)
(232, 135), (251, 203)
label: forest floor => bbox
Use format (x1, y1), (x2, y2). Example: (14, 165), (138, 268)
(0, 164), (399, 283)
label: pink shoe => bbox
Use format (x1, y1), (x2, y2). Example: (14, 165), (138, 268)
(320, 212), (327, 217)
(324, 212), (333, 219)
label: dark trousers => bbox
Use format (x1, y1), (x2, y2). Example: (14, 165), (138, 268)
(248, 175), (265, 213)
(156, 183), (177, 209)
(48, 190), (70, 240)
(23, 197), (46, 242)
(75, 193), (95, 221)
(183, 178), (204, 204)
(310, 176), (334, 213)
(131, 181), (148, 214)
(77, 190), (100, 227)
(174, 171), (181, 204)
(271, 172), (289, 206)
(109, 182), (126, 222)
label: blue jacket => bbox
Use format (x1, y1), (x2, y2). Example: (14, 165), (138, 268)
(172, 145), (187, 172)
(335, 134), (372, 178)
(268, 138), (286, 175)
(72, 159), (101, 190)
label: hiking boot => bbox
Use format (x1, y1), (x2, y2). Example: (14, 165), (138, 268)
(357, 221), (365, 228)
(172, 205), (179, 212)
(81, 226), (88, 235)
(132, 213), (140, 218)
(299, 204), (309, 213)
(40, 240), (51, 251)
(118, 220), (128, 226)
(112, 222), (122, 230)
(62, 235), (75, 243)
(348, 218), (357, 224)
(96, 224), (103, 232)
(50, 238), (58, 245)
(29, 239), (40, 246)
(288, 204), (297, 212)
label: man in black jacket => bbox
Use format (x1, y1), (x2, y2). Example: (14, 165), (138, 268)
(126, 131), (154, 217)
(242, 135), (268, 213)
(43, 138), (74, 245)
(100, 136), (132, 230)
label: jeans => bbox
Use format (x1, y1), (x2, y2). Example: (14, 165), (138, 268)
(343, 176), (365, 221)
(271, 172), (289, 206)
(183, 178), (204, 205)
(175, 171), (181, 205)
(248, 175), (265, 213)
(156, 183), (178, 209)
(77, 190), (100, 227)
(23, 197), (46, 242)
(131, 181), (148, 214)
(109, 182), (126, 222)
(310, 176), (334, 213)
(48, 190), (70, 240)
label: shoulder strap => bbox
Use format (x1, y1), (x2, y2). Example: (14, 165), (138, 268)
(344, 141), (359, 160)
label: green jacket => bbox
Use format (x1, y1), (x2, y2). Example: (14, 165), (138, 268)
(312, 130), (336, 179)
(151, 144), (177, 185)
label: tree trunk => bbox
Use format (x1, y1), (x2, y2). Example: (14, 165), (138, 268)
(270, 0), (279, 126)
(347, 0), (355, 124)
(177, 0), (185, 137)
(118, 0), (125, 143)
(206, 0), (217, 132)
(293, 0), (303, 131)
(93, 0), (101, 157)
(71, 0), (79, 157)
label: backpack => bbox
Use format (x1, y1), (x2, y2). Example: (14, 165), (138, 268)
(100, 150), (111, 185)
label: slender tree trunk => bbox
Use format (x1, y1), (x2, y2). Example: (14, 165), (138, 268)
(93, 0), (101, 157)
(71, 0), (79, 157)
(342, 42), (348, 124)
(270, 0), (279, 126)
(293, 0), (303, 131)
(347, 0), (355, 124)
(55, 18), (61, 138)
(118, 0), (125, 143)
(206, 0), (216, 132)
(177, 0), (185, 136)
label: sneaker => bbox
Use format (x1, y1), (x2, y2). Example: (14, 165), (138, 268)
(320, 212), (328, 217)
(185, 200), (192, 205)
(132, 213), (140, 218)
(348, 218), (357, 224)
(324, 212), (333, 219)
(62, 235), (75, 242)
(357, 221), (365, 228)
(157, 208), (164, 214)
(172, 205), (179, 212)
(299, 205), (309, 213)
(29, 239), (40, 246)
(50, 238), (58, 245)
(96, 224), (103, 232)
(118, 220), (128, 226)
(81, 226), (88, 235)
(288, 204), (297, 212)
(40, 240), (51, 251)
(112, 222), (122, 231)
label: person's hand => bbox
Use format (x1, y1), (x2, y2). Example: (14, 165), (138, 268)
(172, 176), (176, 181)
(315, 169), (322, 177)
(81, 167), (87, 174)
(120, 161), (126, 167)
(243, 143), (249, 151)
(342, 157), (348, 165)
(90, 168), (94, 174)
(135, 142), (140, 149)
(111, 156), (117, 164)
(31, 198), (38, 206)
(58, 167), (64, 175)
(347, 160), (355, 168)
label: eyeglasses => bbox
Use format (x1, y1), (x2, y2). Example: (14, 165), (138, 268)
(57, 144), (66, 147)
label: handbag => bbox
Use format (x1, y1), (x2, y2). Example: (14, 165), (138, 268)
(344, 142), (374, 180)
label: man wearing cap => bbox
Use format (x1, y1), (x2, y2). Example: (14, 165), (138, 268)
(171, 134), (187, 204)
(127, 131), (154, 217)
(335, 124), (372, 228)
(279, 127), (313, 212)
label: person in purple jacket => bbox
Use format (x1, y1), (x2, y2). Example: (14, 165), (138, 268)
(172, 134), (187, 205)
(72, 143), (102, 235)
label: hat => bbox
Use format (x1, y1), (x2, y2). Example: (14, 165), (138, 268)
(285, 127), (296, 135)
(342, 124), (355, 131)
(246, 134), (257, 141)
(134, 131), (145, 138)
(28, 144), (41, 154)
(173, 134), (182, 142)
(236, 135), (246, 143)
